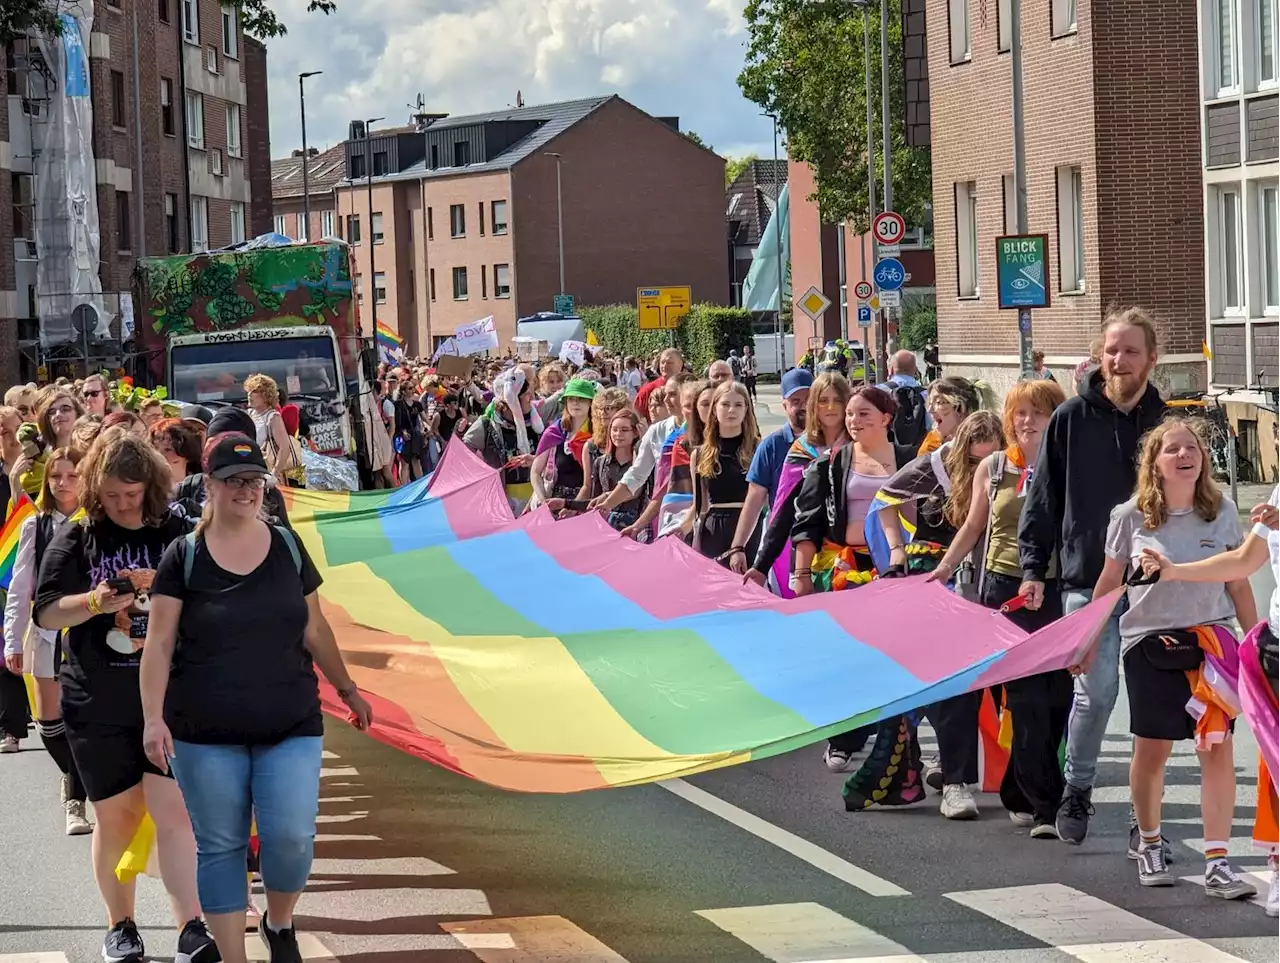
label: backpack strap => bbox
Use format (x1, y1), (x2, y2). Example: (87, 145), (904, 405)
(974, 451), (1008, 599)
(182, 531), (198, 588)
(274, 525), (302, 574)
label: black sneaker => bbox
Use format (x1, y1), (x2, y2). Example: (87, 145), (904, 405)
(259, 915), (304, 963)
(1055, 785), (1094, 845)
(102, 918), (144, 963)
(1126, 824), (1175, 863)
(175, 918), (221, 963)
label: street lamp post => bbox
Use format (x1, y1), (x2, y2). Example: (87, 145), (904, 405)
(543, 152), (565, 296)
(298, 71), (322, 239)
(364, 116), (384, 337)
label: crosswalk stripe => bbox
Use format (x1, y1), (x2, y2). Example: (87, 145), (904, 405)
(441, 916), (627, 961)
(946, 883), (1256, 962)
(319, 766), (359, 778)
(1178, 872), (1269, 909)
(695, 902), (923, 962)
(298, 886), (492, 919)
(244, 932), (334, 960)
(310, 856), (456, 876)
(0, 954), (71, 963)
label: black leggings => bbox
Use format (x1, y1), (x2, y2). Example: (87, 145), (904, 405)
(0, 668), (29, 739)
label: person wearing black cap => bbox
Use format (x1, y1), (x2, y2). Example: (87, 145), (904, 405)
(174, 408), (291, 529)
(140, 433), (371, 963)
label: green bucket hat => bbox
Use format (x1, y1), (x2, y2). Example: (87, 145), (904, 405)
(562, 378), (597, 401)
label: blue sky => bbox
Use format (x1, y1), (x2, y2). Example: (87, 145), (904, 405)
(262, 0), (774, 163)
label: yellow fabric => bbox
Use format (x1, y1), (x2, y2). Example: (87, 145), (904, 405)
(116, 815), (157, 882)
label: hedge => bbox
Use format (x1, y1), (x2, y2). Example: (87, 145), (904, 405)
(578, 304), (754, 375)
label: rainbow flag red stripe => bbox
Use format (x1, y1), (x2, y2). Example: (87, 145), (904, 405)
(0, 493), (36, 591)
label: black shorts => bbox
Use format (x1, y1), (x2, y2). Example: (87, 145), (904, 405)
(1122, 644), (1235, 742)
(65, 721), (171, 802)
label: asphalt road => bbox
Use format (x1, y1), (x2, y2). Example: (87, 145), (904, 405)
(0, 388), (1274, 963)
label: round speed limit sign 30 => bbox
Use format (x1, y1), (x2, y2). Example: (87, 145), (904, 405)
(853, 280), (874, 301)
(873, 211), (906, 246)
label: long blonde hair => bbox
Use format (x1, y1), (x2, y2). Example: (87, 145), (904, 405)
(943, 411), (1006, 527)
(803, 371), (853, 447)
(1135, 418), (1220, 530)
(696, 381), (760, 477)
(589, 387), (630, 449)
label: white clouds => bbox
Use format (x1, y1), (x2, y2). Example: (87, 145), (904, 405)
(266, 0), (770, 159)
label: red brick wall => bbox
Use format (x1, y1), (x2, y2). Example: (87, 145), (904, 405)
(243, 36), (272, 238)
(511, 97), (729, 332)
(788, 161), (843, 356)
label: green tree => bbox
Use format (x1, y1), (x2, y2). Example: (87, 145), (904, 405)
(738, 0), (930, 234)
(725, 153), (759, 187)
(683, 130), (713, 151)
(0, 0), (334, 44)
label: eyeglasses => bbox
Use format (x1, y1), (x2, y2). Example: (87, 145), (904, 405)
(82, 389), (102, 399)
(50, 405), (76, 416)
(222, 475), (266, 491)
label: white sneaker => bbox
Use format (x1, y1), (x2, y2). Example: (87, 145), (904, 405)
(64, 799), (93, 836)
(0, 735), (18, 754)
(1008, 811), (1034, 827)
(1267, 867), (1278, 918)
(940, 783), (979, 820)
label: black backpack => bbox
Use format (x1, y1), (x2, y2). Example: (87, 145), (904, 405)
(890, 384), (928, 448)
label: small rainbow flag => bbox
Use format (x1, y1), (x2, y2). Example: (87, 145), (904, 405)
(0, 493), (36, 591)
(376, 321), (404, 362)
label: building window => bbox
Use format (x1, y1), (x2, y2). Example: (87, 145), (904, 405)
(374, 272), (387, 304)
(1051, 0), (1076, 36)
(116, 191), (131, 252)
(429, 268), (436, 301)
(296, 212), (308, 241)
(230, 201), (245, 244)
(1215, 0), (1237, 93)
(221, 5), (238, 58)
(159, 0), (170, 23)
(354, 274), (362, 304)
(165, 193), (179, 253)
(209, 148), (223, 176)
(1261, 0), (1278, 85)
(955, 180), (979, 297)
(346, 215), (361, 244)
(225, 103), (241, 157)
(492, 200), (508, 235)
(481, 264), (487, 298)
(372, 151), (388, 176)
(185, 91), (204, 148)
(430, 144), (439, 170)
(1056, 166), (1085, 292)
(450, 203), (465, 238)
(111, 70), (126, 128)
(321, 210), (334, 237)
(948, 0), (970, 63)
(371, 212), (384, 244)
(160, 77), (175, 136)
(478, 202), (485, 236)
(191, 195), (208, 252)
(453, 141), (471, 167)
(1219, 187), (1244, 311)
(494, 263), (511, 298)
(1262, 184), (1278, 309)
(452, 266), (468, 299)
(427, 207), (434, 240)
(182, 0), (199, 43)
(349, 153), (366, 179)
(998, 0), (1011, 52)
(274, 214), (286, 235)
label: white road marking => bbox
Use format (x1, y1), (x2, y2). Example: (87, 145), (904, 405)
(318, 795), (373, 804)
(314, 811), (368, 824)
(244, 932), (334, 960)
(321, 749), (340, 760)
(696, 902), (922, 961)
(297, 887), (492, 920)
(0, 955), (71, 963)
(313, 832), (381, 843)
(1178, 872), (1269, 908)
(319, 766), (359, 778)
(946, 883), (1256, 962)
(660, 779), (910, 897)
(441, 916), (628, 961)
(309, 856), (456, 876)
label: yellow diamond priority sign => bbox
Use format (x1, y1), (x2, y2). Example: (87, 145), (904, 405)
(796, 286), (832, 323)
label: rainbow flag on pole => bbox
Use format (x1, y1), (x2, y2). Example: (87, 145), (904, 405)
(0, 493), (35, 591)
(375, 321), (405, 363)
(284, 441), (1120, 793)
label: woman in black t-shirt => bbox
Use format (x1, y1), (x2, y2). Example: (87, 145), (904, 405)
(686, 381), (761, 565)
(34, 429), (215, 963)
(139, 433), (372, 963)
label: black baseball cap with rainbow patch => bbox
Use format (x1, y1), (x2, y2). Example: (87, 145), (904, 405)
(205, 432), (269, 480)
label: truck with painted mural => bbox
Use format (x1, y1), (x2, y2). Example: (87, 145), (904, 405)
(132, 241), (370, 459)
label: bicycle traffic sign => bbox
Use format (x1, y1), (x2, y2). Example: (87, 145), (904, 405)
(873, 258), (906, 292)
(853, 279), (874, 301)
(872, 211), (906, 246)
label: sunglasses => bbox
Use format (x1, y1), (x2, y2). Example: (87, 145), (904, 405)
(82, 389), (103, 399)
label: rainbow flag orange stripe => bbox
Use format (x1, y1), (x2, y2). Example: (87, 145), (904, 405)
(0, 493), (35, 591)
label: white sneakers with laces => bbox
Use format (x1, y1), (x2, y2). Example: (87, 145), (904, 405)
(940, 784), (979, 820)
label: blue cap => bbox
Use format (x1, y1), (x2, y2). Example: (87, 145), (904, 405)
(781, 367), (813, 399)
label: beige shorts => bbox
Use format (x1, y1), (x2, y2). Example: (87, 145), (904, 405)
(26, 633), (57, 680)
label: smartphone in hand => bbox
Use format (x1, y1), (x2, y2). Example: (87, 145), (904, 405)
(106, 577), (135, 597)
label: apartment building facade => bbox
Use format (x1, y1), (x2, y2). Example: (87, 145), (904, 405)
(928, 0), (1208, 392)
(0, 0), (270, 382)
(271, 96), (728, 355)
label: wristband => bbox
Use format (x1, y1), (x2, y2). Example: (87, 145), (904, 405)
(85, 592), (101, 616)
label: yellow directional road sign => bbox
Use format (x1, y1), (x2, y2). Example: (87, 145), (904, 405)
(637, 286), (691, 330)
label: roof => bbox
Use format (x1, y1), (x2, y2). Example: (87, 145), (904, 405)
(726, 159), (788, 247)
(271, 141), (349, 198)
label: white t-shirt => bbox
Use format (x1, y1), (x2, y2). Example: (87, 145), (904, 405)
(1255, 485), (1279, 635)
(622, 368), (643, 400)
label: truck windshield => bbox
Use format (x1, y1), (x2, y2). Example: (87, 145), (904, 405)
(171, 336), (341, 404)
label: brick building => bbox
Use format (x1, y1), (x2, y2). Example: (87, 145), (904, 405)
(271, 95), (728, 354)
(1, 0), (271, 383)
(927, 0), (1207, 392)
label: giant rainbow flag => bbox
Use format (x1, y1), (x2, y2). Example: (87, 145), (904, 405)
(284, 441), (1119, 793)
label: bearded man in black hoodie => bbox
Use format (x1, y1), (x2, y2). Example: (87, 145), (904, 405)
(1017, 307), (1167, 846)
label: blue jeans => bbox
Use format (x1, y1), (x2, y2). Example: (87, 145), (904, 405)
(171, 737), (323, 915)
(1061, 589), (1126, 793)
